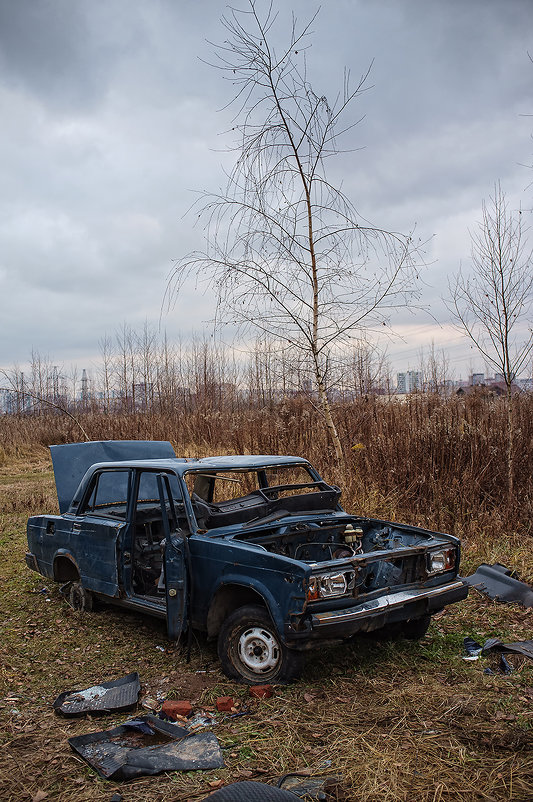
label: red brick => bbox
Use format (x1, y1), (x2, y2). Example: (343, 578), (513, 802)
(161, 700), (192, 719)
(249, 685), (274, 699)
(216, 696), (235, 712)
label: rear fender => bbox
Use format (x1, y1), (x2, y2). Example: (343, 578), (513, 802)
(53, 551), (81, 582)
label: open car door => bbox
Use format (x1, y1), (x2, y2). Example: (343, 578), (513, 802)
(157, 474), (188, 641)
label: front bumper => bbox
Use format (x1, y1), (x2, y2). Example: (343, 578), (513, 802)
(286, 578), (468, 643)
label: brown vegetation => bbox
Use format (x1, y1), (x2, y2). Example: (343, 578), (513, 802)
(1, 390), (532, 574)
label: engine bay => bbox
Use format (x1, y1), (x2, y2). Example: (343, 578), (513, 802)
(233, 518), (451, 594)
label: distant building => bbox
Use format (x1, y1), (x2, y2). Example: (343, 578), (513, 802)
(0, 388), (14, 414)
(81, 369), (89, 402)
(396, 371), (423, 394)
(470, 373), (484, 386)
(132, 382), (153, 409)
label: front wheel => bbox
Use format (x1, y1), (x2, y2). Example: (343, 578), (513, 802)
(217, 605), (304, 684)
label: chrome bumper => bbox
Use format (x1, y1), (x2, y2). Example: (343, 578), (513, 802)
(311, 579), (467, 628)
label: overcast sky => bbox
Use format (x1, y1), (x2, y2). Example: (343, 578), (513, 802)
(0, 0), (531, 380)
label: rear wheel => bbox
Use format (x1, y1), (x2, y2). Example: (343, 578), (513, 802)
(218, 605), (304, 684)
(68, 581), (93, 612)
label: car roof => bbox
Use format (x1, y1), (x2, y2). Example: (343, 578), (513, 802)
(51, 440), (312, 513)
(90, 454), (310, 475)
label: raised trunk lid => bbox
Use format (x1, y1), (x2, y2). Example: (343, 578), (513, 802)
(50, 440), (177, 513)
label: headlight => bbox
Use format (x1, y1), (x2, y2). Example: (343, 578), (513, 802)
(426, 548), (456, 575)
(307, 572), (352, 600)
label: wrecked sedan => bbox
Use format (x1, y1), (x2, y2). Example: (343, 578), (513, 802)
(26, 440), (468, 683)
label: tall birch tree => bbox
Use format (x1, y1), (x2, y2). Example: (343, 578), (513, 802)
(169, 1), (421, 468)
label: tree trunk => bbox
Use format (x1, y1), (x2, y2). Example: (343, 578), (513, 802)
(506, 383), (514, 509)
(312, 358), (345, 471)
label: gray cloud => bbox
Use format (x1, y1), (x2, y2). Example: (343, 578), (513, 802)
(0, 0), (531, 375)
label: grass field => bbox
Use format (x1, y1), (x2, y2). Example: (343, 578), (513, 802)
(1, 447), (532, 801)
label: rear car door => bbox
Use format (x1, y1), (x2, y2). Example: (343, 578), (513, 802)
(72, 468), (133, 596)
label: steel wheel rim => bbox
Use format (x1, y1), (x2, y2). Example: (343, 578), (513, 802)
(237, 626), (280, 673)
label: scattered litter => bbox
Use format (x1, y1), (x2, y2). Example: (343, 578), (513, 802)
(499, 655), (513, 675)
(482, 638), (533, 662)
(53, 673), (141, 717)
(277, 773), (344, 800)
(462, 637), (482, 661)
(155, 646), (165, 652)
(463, 637), (533, 674)
(186, 712), (217, 732)
(141, 696), (159, 711)
(249, 685), (274, 699)
(203, 781), (300, 801)
(68, 714), (224, 780)
(464, 564), (533, 607)
(121, 719), (155, 735)
(216, 697), (235, 712)
(161, 700), (192, 720)
(483, 656), (514, 675)
(110, 794), (122, 802)
(227, 710), (249, 720)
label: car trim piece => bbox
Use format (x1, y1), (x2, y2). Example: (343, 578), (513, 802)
(311, 580), (466, 627)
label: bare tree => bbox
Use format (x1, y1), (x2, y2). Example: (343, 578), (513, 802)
(98, 335), (115, 413)
(449, 183), (533, 504)
(418, 341), (452, 395)
(168, 1), (421, 468)
(348, 337), (390, 397)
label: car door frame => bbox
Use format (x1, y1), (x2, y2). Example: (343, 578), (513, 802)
(156, 473), (188, 641)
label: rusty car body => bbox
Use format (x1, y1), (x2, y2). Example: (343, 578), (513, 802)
(26, 440), (468, 683)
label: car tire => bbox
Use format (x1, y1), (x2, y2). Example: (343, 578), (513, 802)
(68, 581), (93, 612)
(400, 614), (431, 640)
(217, 605), (304, 684)
(204, 781), (299, 801)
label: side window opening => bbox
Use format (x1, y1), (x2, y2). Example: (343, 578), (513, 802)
(79, 470), (131, 519)
(184, 464), (336, 530)
(132, 471), (185, 599)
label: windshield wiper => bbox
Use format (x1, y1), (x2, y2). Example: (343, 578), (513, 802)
(241, 509), (292, 529)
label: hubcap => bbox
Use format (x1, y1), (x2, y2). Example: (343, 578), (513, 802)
(238, 626), (280, 674)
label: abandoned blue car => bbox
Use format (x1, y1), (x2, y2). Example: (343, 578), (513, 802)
(26, 440), (468, 683)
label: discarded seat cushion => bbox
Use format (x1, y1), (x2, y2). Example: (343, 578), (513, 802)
(53, 672), (141, 716)
(68, 714), (223, 780)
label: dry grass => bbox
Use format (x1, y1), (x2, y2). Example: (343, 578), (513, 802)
(1, 391), (532, 551)
(1, 423), (533, 801)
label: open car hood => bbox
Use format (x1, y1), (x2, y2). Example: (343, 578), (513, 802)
(50, 440), (177, 513)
